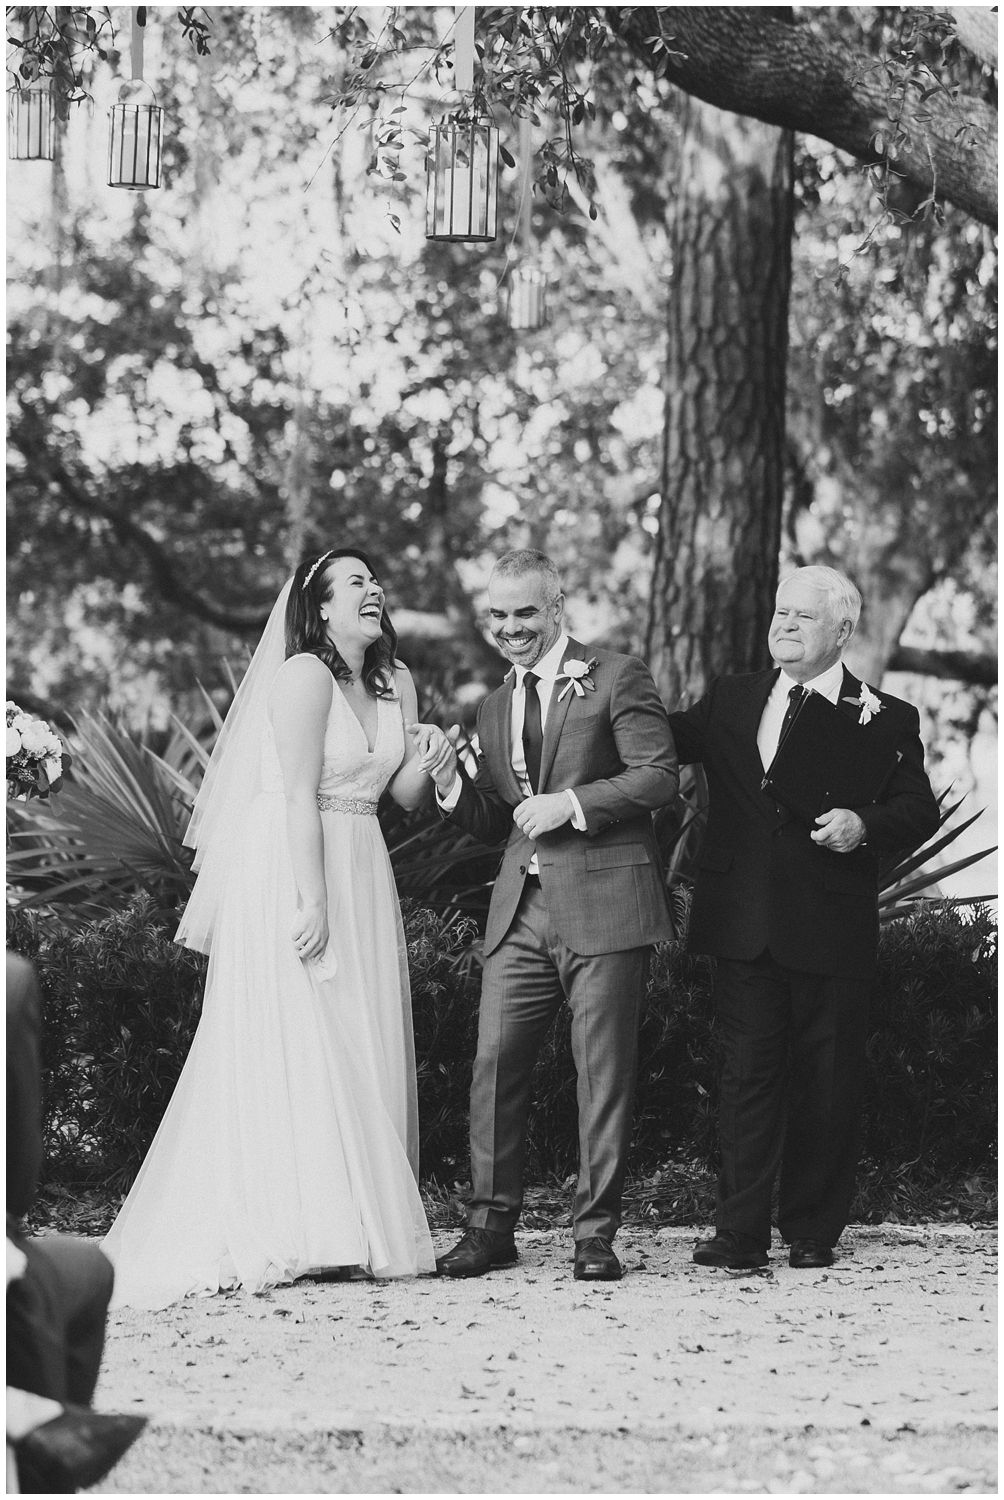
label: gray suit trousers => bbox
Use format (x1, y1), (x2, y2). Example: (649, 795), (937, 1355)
(467, 882), (649, 1241)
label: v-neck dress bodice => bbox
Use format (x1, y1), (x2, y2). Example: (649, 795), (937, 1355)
(259, 669), (405, 806)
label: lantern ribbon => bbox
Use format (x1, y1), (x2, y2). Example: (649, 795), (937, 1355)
(131, 7), (145, 83)
(519, 114), (532, 250)
(454, 5), (474, 94)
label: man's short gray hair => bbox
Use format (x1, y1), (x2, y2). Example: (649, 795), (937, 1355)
(780, 565), (862, 633)
(491, 549), (563, 600)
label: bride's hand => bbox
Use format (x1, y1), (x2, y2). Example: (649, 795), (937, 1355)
(292, 901), (329, 963)
(407, 721), (460, 787)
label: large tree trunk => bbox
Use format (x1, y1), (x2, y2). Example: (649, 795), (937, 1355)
(645, 96), (794, 707)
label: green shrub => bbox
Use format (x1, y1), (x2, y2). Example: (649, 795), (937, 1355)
(6, 897), (207, 1190)
(860, 901), (997, 1182)
(401, 900), (481, 1179)
(7, 897), (995, 1210)
(496, 901), (997, 1198)
(6, 896), (481, 1191)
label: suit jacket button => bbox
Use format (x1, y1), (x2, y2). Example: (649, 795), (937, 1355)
(518, 865), (526, 875)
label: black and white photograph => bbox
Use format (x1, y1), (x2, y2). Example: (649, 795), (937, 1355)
(6, 4), (997, 1495)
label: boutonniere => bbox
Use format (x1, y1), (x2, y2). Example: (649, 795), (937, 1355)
(556, 657), (598, 701)
(842, 683), (883, 726)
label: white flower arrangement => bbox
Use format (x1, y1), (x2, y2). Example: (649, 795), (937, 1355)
(556, 657), (599, 702)
(6, 700), (71, 800)
(842, 684), (884, 727)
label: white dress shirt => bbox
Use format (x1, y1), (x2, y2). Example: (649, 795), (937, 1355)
(757, 659), (846, 771)
(438, 634), (587, 867)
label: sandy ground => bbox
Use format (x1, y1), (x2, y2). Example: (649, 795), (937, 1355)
(89, 1223), (996, 1495)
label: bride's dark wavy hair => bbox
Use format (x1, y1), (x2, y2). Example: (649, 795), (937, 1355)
(285, 549), (399, 699)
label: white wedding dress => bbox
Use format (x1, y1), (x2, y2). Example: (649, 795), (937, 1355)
(103, 676), (436, 1308)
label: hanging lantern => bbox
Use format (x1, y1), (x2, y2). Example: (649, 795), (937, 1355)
(507, 264), (548, 332)
(107, 79), (163, 190)
(425, 7), (496, 243)
(425, 116), (499, 242)
(7, 79), (55, 161)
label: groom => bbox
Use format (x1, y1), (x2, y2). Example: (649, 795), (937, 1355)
(427, 549), (677, 1281)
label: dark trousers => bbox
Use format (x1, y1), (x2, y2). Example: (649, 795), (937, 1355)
(7, 1235), (114, 1405)
(468, 883), (648, 1241)
(713, 951), (870, 1250)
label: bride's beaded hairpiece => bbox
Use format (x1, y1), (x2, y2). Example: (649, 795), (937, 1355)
(301, 550), (334, 591)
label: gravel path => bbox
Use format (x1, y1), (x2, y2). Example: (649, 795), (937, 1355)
(89, 1223), (996, 1494)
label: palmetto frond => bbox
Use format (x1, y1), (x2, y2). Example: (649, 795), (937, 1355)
(7, 712), (204, 920)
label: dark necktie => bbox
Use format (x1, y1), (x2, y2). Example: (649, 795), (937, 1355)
(779, 683), (805, 745)
(521, 671), (543, 793)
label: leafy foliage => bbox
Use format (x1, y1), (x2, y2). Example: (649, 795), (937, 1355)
(6, 897), (207, 1191)
(10, 894), (994, 1213)
(6, 711), (197, 921)
(6, 894), (482, 1190)
(7, 6), (996, 727)
(878, 788), (996, 921)
(404, 901), (480, 1179)
(861, 901), (997, 1183)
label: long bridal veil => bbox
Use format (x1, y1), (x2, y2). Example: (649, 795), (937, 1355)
(175, 579), (291, 955)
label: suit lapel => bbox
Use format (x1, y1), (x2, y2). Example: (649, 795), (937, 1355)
(738, 668), (779, 779)
(484, 672), (522, 801)
(538, 638), (584, 789)
(837, 666), (863, 723)
(742, 668), (779, 730)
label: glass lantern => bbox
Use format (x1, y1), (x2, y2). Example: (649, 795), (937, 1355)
(426, 116), (499, 243)
(7, 79), (55, 161)
(108, 79), (163, 190)
(507, 264), (548, 331)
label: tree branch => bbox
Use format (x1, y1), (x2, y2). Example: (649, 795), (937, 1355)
(620, 7), (997, 226)
(10, 429), (270, 633)
(888, 644), (998, 689)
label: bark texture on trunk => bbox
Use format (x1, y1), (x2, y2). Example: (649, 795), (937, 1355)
(646, 94), (794, 706)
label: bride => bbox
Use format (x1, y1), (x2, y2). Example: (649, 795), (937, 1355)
(103, 549), (452, 1308)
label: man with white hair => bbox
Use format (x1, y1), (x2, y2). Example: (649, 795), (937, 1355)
(669, 566), (939, 1270)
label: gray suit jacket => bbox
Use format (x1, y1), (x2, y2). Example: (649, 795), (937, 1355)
(447, 640), (679, 956)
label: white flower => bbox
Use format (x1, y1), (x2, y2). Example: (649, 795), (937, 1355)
(6, 704), (69, 800)
(19, 721), (51, 755)
(556, 656), (599, 701)
(843, 684), (884, 726)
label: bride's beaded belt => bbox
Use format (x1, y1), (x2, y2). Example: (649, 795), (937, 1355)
(316, 793), (379, 815)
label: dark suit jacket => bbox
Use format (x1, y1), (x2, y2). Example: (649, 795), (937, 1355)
(669, 666), (940, 979)
(448, 639), (679, 957)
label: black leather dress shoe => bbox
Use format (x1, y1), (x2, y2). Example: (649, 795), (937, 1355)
(573, 1236), (622, 1281)
(788, 1238), (834, 1268)
(436, 1227), (518, 1278)
(15, 1406), (148, 1494)
(692, 1231), (769, 1269)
